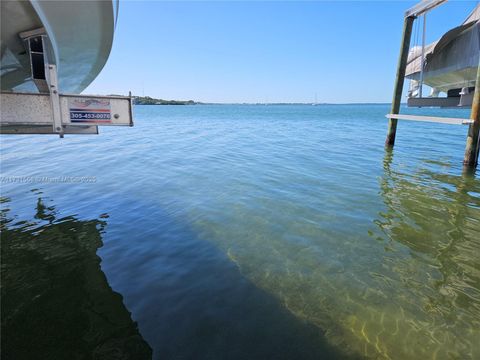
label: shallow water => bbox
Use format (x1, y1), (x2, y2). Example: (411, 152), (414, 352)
(1, 104), (479, 359)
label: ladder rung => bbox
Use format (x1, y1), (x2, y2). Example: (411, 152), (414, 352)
(385, 114), (474, 125)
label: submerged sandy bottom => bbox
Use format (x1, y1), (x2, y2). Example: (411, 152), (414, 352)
(2, 104), (479, 359)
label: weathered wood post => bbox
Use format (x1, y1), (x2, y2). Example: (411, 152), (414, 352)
(385, 16), (415, 147)
(463, 62), (480, 168)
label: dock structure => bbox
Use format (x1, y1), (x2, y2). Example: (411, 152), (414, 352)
(385, 15), (415, 147)
(464, 63), (480, 167)
(386, 0), (480, 169)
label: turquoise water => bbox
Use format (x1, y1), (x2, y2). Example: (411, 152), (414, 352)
(1, 104), (479, 359)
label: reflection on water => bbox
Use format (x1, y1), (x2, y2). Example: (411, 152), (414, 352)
(0, 192), (361, 360)
(0, 194), (152, 360)
(189, 154), (480, 360)
(370, 151), (480, 359)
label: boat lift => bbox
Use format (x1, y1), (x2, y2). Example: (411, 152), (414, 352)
(0, 29), (133, 137)
(385, 0), (480, 169)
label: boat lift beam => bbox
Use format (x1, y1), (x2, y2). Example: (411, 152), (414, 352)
(385, 114), (473, 125)
(1, 92), (133, 135)
(405, 0), (447, 18)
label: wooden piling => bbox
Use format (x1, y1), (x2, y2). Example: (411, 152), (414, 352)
(463, 63), (480, 168)
(385, 16), (415, 147)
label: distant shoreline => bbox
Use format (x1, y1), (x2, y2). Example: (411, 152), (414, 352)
(131, 95), (396, 106)
(133, 101), (396, 106)
(197, 102), (395, 106)
(133, 96), (198, 105)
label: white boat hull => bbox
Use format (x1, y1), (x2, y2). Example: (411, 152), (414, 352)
(1, 0), (117, 94)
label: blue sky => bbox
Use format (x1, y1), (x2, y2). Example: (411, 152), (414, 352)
(85, 0), (479, 103)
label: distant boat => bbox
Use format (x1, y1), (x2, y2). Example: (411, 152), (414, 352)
(312, 93), (319, 106)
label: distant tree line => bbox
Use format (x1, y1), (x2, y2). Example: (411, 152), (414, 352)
(133, 96), (197, 105)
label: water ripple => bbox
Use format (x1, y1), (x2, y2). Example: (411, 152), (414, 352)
(1, 104), (478, 359)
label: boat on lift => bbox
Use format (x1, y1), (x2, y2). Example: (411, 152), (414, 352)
(1, 0), (118, 93)
(0, 0), (132, 136)
(405, 3), (479, 107)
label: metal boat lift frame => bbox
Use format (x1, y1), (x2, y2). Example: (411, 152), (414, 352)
(0, 29), (133, 137)
(385, 0), (480, 169)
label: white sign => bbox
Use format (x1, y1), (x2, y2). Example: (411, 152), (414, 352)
(68, 98), (112, 123)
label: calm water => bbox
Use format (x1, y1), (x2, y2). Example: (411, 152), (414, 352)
(1, 104), (479, 360)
